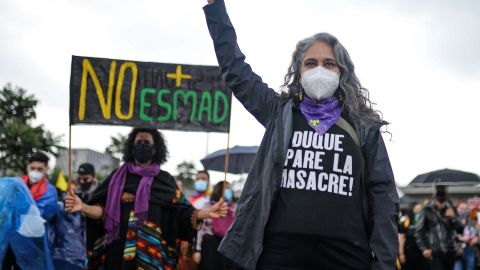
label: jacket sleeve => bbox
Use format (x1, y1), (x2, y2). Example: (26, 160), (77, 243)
(364, 128), (399, 270)
(414, 207), (429, 251)
(203, 0), (277, 127)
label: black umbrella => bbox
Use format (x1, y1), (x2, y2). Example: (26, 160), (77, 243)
(200, 145), (259, 174)
(408, 168), (480, 186)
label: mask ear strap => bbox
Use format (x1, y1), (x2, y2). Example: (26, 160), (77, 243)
(335, 89), (345, 106)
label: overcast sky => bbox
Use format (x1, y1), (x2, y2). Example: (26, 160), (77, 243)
(1, 0), (479, 186)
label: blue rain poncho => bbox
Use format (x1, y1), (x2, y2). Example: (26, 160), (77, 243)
(49, 208), (87, 270)
(0, 177), (56, 270)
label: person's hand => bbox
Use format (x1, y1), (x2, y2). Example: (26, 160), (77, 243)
(399, 253), (406, 264)
(422, 249), (433, 260)
(65, 192), (83, 213)
(208, 198), (228, 218)
(192, 252), (201, 264)
(446, 208), (455, 217)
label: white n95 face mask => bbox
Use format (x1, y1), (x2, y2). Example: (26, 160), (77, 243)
(301, 66), (340, 100)
(28, 170), (44, 184)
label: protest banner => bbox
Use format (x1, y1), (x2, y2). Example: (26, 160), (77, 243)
(69, 56), (231, 133)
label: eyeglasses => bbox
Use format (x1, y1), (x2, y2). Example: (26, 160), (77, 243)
(78, 177), (92, 182)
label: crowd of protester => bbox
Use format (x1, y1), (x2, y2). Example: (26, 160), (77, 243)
(399, 185), (480, 270)
(2, 130), (479, 270)
(1, 128), (233, 270)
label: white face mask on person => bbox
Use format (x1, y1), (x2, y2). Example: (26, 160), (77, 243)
(301, 66), (339, 100)
(28, 170), (44, 184)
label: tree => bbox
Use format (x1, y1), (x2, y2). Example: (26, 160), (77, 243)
(0, 83), (37, 123)
(105, 133), (127, 160)
(176, 160), (197, 191)
(0, 83), (61, 176)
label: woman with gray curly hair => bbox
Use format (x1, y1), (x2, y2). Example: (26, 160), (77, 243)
(202, 0), (399, 270)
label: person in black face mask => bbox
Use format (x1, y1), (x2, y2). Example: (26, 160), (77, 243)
(65, 128), (228, 270)
(75, 163), (98, 202)
(415, 184), (464, 270)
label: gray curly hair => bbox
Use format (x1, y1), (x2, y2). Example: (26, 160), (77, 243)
(281, 32), (383, 123)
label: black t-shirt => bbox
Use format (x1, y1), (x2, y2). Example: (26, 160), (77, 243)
(262, 109), (370, 269)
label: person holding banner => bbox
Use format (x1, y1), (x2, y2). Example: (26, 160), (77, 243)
(65, 128), (228, 270)
(202, 1), (399, 269)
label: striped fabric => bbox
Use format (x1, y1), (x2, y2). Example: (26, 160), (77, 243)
(122, 211), (179, 270)
(123, 211), (138, 261)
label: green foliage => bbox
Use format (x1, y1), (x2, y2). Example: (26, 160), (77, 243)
(0, 83), (61, 176)
(0, 83), (37, 123)
(105, 133), (127, 160)
(176, 160), (197, 190)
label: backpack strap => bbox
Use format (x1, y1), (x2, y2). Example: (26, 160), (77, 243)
(335, 117), (360, 147)
(335, 117), (372, 239)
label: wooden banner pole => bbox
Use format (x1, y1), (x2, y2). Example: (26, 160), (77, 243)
(68, 125), (73, 194)
(222, 131), (231, 198)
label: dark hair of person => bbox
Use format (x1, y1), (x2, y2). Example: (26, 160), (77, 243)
(211, 181), (229, 202)
(28, 152), (49, 166)
(123, 128), (169, 165)
(197, 170), (210, 180)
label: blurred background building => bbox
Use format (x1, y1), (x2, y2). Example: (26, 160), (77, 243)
(398, 168), (480, 209)
(55, 147), (120, 179)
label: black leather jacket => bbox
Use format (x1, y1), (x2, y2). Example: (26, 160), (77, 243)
(415, 201), (464, 253)
(204, 1), (399, 269)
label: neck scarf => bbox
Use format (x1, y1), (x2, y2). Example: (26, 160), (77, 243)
(299, 96), (342, 135)
(104, 162), (160, 244)
(21, 175), (47, 201)
(189, 192), (207, 204)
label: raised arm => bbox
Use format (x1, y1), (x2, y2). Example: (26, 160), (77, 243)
(203, 0), (277, 127)
(364, 128), (399, 270)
